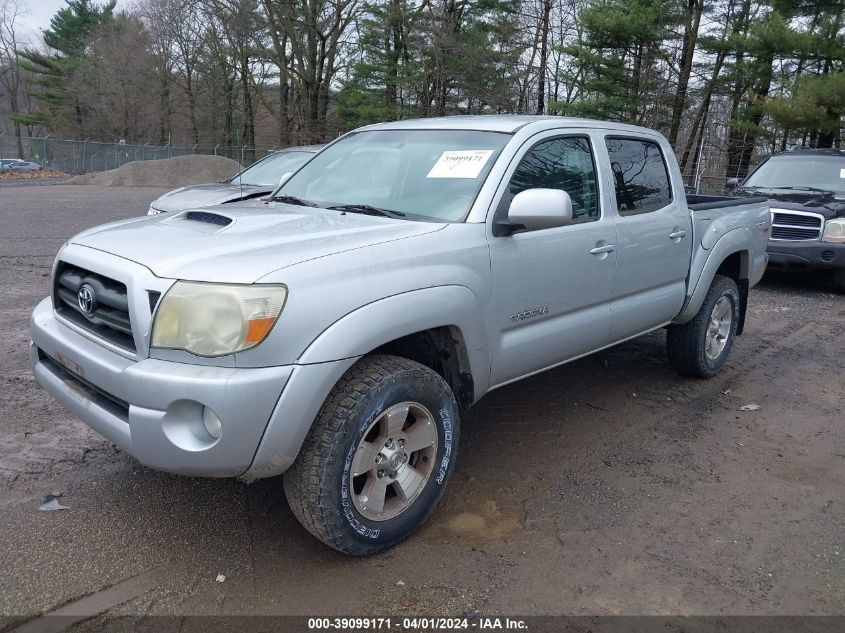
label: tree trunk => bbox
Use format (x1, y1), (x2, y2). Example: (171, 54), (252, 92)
(223, 72), (234, 149)
(241, 56), (255, 162)
(518, 19), (542, 113)
(668, 0), (703, 146)
(187, 75), (199, 146)
(736, 54), (774, 176)
(725, 0), (752, 179)
(278, 52), (290, 147)
(679, 48), (727, 175)
(386, 0), (402, 114)
(815, 55), (836, 148)
(261, 0), (291, 146)
(536, 0), (552, 115)
(158, 70), (170, 146)
(629, 43), (643, 123)
(14, 119), (23, 157)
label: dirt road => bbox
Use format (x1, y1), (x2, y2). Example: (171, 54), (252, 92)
(1, 184), (843, 625)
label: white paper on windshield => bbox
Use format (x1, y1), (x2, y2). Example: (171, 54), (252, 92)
(427, 150), (495, 179)
(840, 168), (845, 178)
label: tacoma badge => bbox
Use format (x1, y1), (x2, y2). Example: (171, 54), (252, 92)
(510, 306), (549, 322)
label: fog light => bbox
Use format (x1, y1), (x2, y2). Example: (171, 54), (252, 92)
(202, 407), (222, 440)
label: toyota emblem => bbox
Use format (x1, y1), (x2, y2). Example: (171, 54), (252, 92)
(77, 284), (96, 315)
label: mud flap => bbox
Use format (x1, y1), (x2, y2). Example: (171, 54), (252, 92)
(737, 279), (749, 335)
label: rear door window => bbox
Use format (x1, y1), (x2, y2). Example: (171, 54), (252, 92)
(605, 138), (673, 215)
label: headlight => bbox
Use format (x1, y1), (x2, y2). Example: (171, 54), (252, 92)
(151, 282), (287, 357)
(822, 218), (845, 243)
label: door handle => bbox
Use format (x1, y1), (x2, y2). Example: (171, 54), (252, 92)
(669, 229), (687, 240)
(590, 244), (615, 255)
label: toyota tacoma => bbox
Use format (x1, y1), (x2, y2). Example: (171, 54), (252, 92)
(31, 116), (770, 555)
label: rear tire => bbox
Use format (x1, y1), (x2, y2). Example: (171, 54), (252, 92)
(283, 355), (459, 556)
(666, 274), (740, 378)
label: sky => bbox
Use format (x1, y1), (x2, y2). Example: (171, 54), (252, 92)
(14, 0), (131, 45)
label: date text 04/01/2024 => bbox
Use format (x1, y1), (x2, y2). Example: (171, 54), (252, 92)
(306, 617), (529, 630)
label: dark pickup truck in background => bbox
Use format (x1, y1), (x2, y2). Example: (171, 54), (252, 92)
(728, 148), (845, 292)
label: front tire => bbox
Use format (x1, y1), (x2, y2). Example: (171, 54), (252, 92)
(283, 355), (460, 556)
(666, 274), (740, 378)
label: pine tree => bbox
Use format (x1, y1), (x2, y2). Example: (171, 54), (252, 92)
(763, 1), (845, 148)
(555, 0), (683, 124)
(15, 0), (116, 136)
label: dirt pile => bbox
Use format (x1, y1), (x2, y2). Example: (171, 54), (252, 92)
(68, 154), (240, 187)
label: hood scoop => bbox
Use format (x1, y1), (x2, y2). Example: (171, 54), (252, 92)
(184, 211), (233, 227)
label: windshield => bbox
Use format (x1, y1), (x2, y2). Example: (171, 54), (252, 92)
(233, 151), (313, 187)
(744, 155), (845, 193)
(276, 129), (510, 222)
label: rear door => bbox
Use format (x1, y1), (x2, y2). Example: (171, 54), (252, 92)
(603, 136), (692, 342)
(487, 131), (617, 386)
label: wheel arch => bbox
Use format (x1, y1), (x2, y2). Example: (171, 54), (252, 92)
(674, 229), (752, 331)
(297, 285), (491, 407)
(370, 326), (475, 412)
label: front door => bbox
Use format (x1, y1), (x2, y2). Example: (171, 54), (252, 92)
(487, 133), (617, 387)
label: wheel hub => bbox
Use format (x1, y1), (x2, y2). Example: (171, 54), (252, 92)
(349, 402), (438, 522)
(379, 441), (408, 478)
(705, 296), (733, 361)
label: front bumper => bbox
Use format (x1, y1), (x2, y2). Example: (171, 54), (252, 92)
(766, 240), (845, 272)
(31, 297), (294, 477)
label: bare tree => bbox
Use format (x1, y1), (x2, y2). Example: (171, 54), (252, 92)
(139, 0), (208, 145)
(80, 16), (160, 142)
(0, 0), (25, 156)
(136, 0), (176, 144)
(259, 0), (290, 145)
(264, 0), (360, 141)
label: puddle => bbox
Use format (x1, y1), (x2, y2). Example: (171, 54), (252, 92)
(443, 500), (523, 540)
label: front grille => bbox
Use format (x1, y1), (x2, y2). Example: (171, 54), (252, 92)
(770, 211), (823, 241)
(53, 263), (135, 352)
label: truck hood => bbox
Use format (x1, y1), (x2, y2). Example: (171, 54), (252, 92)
(150, 183), (271, 213)
(70, 202), (446, 283)
(738, 187), (845, 219)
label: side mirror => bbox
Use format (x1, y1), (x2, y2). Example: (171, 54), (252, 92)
(278, 171), (293, 185)
(725, 178), (739, 191)
(503, 188), (573, 233)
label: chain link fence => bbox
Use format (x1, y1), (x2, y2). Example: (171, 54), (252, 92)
(0, 134), (274, 174)
(2, 131), (765, 194)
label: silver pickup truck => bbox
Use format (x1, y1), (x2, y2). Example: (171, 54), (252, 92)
(30, 116), (770, 555)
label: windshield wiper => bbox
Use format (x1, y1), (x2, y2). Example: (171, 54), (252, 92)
(772, 185), (835, 194)
(272, 194), (319, 207)
(327, 204), (406, 219)
(742, 185), (834, 195)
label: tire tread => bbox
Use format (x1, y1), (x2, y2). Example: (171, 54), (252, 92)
(667, 274), (738, 378)
(283, 354), (456, 555)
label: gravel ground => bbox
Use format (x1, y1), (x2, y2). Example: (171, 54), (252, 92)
(0, 185), (843, 626)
